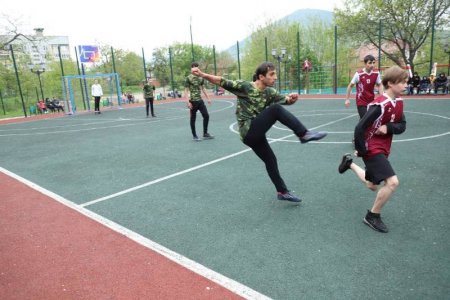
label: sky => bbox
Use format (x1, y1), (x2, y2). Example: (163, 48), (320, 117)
(2, 0), (344, 57)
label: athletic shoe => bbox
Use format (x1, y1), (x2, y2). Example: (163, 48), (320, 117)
(203, 133), (214, 140)
(363, 210), (388, 233)
(277, 192), (302, 203)
(193, 136), (201, 142)
(338, 153), (353, 174)
(300, 131), (327, 143)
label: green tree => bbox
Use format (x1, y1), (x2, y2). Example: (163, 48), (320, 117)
(150, 43), (218, 93)
(242, 19), (342, 90)
(335, 0), (450, 73)
(151, 47), (171, 93)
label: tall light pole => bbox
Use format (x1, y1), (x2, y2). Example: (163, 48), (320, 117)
(284, 54), (292, 92)
(272, 48), (287, 91)
(444, 43), (450, 76)
(29, 63), (46, 100)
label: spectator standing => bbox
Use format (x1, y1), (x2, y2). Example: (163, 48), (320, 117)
(91, 79), (103, 114)
(142, 79), (156, 117)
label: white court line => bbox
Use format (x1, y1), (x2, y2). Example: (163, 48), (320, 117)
(0, 100), (235, 137)
(80, 148), (254, 207)
(0, 166), (271, 300)
(81, 114), (354, 207)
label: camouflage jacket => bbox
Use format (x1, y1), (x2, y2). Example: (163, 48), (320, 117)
(220, 78), (290, 140)
(143, 84), (155, 98)
(185, 75), (205, 101)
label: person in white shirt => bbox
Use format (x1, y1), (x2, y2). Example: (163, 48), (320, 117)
(91, 79), (103, 114)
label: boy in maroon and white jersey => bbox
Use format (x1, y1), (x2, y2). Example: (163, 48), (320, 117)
(345, 55), (384, 118)
(338, 65), (408, 233)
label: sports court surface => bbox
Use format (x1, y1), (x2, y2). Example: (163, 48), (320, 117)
(1, 95), (449, 299)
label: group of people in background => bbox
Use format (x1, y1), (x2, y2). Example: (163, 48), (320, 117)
(407, 71), (449, 95)
(36, 97), (64, 114)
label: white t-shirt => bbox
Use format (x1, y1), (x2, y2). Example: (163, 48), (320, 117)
(91, 83), (103, 97)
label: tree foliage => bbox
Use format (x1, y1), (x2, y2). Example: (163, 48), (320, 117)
(335, 0), (450, 73)
(0, 14), (35, 52)
(149, 43), (232, 91)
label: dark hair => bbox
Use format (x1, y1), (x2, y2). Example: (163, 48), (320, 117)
(252, 62), (276, 81)
(191, 62), (199, 68)
(364, 55), (376, 63)
(381, 66), (408, 89)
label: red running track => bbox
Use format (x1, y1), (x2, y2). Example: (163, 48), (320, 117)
(0, 171), (244, 300)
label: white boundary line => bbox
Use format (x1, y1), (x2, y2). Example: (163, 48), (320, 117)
(0, 100), (235, 137)
(264, 110), (450, 144)
(80, 148), (253, 207)
(82, 114), (353, 207)
(0, 166), (271, 300)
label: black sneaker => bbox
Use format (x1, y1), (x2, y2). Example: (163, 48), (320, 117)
(363, 210), (388, 233)
(277, 192), (302, 203)
(203, 133), (214, 140)
(338, 153), (353, 174)
(193, 136), (201, 142)
(300, 131), (327, 143)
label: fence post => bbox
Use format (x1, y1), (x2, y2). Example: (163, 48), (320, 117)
(0, 90), (5, 115)
(334, 25), (338, 94)
(10, 44), (27, 117)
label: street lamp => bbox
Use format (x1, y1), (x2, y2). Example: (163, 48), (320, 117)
(28, 62), (46, 100)
(284, 54), (292, 92)
(444, 43), (450, 76)
(272, 48), (288, 91)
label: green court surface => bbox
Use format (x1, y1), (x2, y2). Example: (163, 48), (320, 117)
(1, 98), (449, 299)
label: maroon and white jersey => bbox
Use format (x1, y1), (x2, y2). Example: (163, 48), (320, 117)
(364, 94), (404, 158)
(351, 69), (381, 106)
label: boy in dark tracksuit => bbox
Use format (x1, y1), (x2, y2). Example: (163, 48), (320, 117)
(142, 79), (156, 117)
(184, 62), (214, 141)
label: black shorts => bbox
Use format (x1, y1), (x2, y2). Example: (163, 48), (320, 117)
(363, 153), (395, 185)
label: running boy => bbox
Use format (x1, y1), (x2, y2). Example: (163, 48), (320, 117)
(338, 65), (408, 233)
(191, 62), (327, 203)
(345, 54), (384, 118)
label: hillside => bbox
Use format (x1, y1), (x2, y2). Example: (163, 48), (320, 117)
(225, 9), (333, 56)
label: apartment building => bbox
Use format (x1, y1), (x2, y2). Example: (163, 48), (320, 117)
(1, 28), (71, 65)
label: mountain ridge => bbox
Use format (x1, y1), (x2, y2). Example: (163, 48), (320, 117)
(225, 8), (333, 55)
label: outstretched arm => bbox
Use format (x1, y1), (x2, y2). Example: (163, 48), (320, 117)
(191, 67), (222, 85)
(345, 82), (354, 108)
